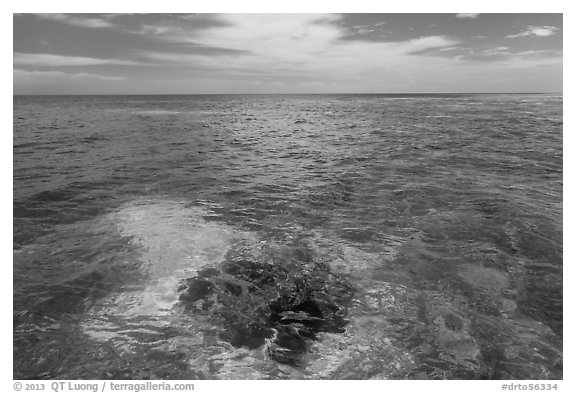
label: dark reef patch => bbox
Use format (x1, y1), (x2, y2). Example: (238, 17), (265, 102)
(178, 238), (354, 367)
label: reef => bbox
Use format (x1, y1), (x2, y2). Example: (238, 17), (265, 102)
(178, 238), (354, 367)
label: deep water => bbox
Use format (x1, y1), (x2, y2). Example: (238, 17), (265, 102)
(13, 94), (562, 379)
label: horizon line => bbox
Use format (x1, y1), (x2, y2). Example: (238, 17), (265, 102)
(13, 92), (563, 96)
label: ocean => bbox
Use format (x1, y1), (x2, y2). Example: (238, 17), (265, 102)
(13, 94), (563, 379)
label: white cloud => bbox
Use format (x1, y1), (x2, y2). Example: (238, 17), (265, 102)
(36, 13), (114, 29)
(14, 53), (139, 67)
(455, 14), (480, 19)
(439, 46), (463, 52)
(514, 49), (556, 57)
(507, 26), (559, 39)
(352, 20), (387, 35)
(480, 46), (510, 55)
(14, 69), (125, 84)
(149, 14), (459, 83)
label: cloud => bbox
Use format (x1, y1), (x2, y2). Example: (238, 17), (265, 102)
(14, 69), (125, 84)
(353, 21), (387, 30)
(158, 14), (458, 77)
(455, 14), (480, 19)
(114, 14), (233, 37)
(481, 46), (509, 55)
(120, 13), (465, 93)
(507, 26), (559, 38)
(396, 39), (562, 66)
(514, 49), (558, 57)
(138, 24), (174, 35)
(14, 53), (140, 67)
(35, 13), (114, 29)
(138, 49), (249, 66)
(351, 21), (387, 35)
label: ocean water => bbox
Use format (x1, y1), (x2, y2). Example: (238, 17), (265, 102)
(13, 94), (562, 380)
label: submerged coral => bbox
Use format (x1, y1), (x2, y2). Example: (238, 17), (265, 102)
(178, 238), (354, 367)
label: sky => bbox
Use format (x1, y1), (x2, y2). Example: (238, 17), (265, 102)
(13, 13), (563, 94)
